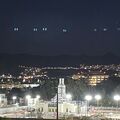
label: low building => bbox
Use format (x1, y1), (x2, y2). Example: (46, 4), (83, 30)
(88, 71), (109, 86)
(34, 78), (87, 118)
(72, 71), (109, 86)
(0, 83), (39, 89)
(0, 94), (7, 107)
(35, 101), (78, 115)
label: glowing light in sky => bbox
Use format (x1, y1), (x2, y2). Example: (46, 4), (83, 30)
(63, 29), (67, 32)
(14, 27), (19, 31)
(42, 27), (47, 31)
(33, 28), (38, 31)
(93, 28), (97, 32)
(103, 28), (107, 31)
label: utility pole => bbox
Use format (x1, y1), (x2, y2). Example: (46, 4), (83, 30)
(56, 86), (58, 120)
(77, 96), (80, 115)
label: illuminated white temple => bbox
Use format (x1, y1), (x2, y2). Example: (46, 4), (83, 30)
(51, 78), (71, 102)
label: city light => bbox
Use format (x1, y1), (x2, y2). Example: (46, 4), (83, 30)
(114, 95), (120, 101)
(95, 95), (101, 101)
(12, 96), (17, 100)
(26, 95), (31, 99)
(114, 95), (120, 108)
(66, 94), (72, 100)
(36, 95), (40, 99)
(85, 95), (92, 101)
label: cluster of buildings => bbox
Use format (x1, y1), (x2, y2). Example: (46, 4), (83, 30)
(42, 64), (120, 71)
(0, 64), (120, 89)
(0, 78), (87, 118)
(72, 71), (109, 86)
(23, 78), (87, 117)
(0, 67), (48, 89)
(42, 64), (120, 86)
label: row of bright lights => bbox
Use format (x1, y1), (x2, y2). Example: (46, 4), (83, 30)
(12, 94), (71, 100)
(12, 95), (40, 100)
(12, 94), (120, 101)
(85, 95), (101, 101)
(13, 27), (120, 32)
(26, 95), (40, 99)
(85, 94), (120, 101)
(13, 27), (67, 32)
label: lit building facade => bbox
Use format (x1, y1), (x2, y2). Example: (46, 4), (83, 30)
(0, 94), (7, 107)
(88, 72), (109, 86)
(72, 71), (109, 86)
(34, 78), (87, 118)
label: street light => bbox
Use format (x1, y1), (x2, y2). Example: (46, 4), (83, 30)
(114, 95), (120, 108)
(85, 95), (92, 116)
(66, 94), (72, 101)
(26, 95), (31, 99)
(26, 95), (31, 106)
(85, 95), (92, 101)
(95, 95), (102, 115)
(12, 96), (17, 104)
(36, 95), (40, 99)
(95, 95), (101, 107)
(12, 96), (17, 100)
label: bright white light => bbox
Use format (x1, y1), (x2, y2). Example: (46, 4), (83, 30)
(37, 79), (40, 82)
(63, 29), (67, 32)
(14, 28), (19, 31)
(103, 28), (107, 31)
(42, 27), (47, 31)
(66, 94), (72, 99)
(117, 28), (120, 31)
(12, 96), (17, 100)
(114, 95), (120, 101)
(85, 95), (92, 101)
(26, 95), (31, 99)
(33, 28), (38, 31)
(44, 28), (47, 31)
(95, 95), (101, 100)
(2, 74), (5, 77)
(94, 28), (97, 32)
(15, 102), (19, 105)
(36, 95), (40, 99)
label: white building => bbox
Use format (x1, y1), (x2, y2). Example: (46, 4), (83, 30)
(0, 94), (7, 107)
(51, 78), (71, 102)
(34, 78), (87, 118)
(35, 101), (78, 117)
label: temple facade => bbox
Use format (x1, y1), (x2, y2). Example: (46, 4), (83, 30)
(34, 78), (87, 118)
(51, 78), (72, 102)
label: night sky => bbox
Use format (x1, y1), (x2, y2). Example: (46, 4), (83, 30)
(0, 0), (120, 56)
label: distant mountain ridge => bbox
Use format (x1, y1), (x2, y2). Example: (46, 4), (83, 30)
(0, 53), (119, 68)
